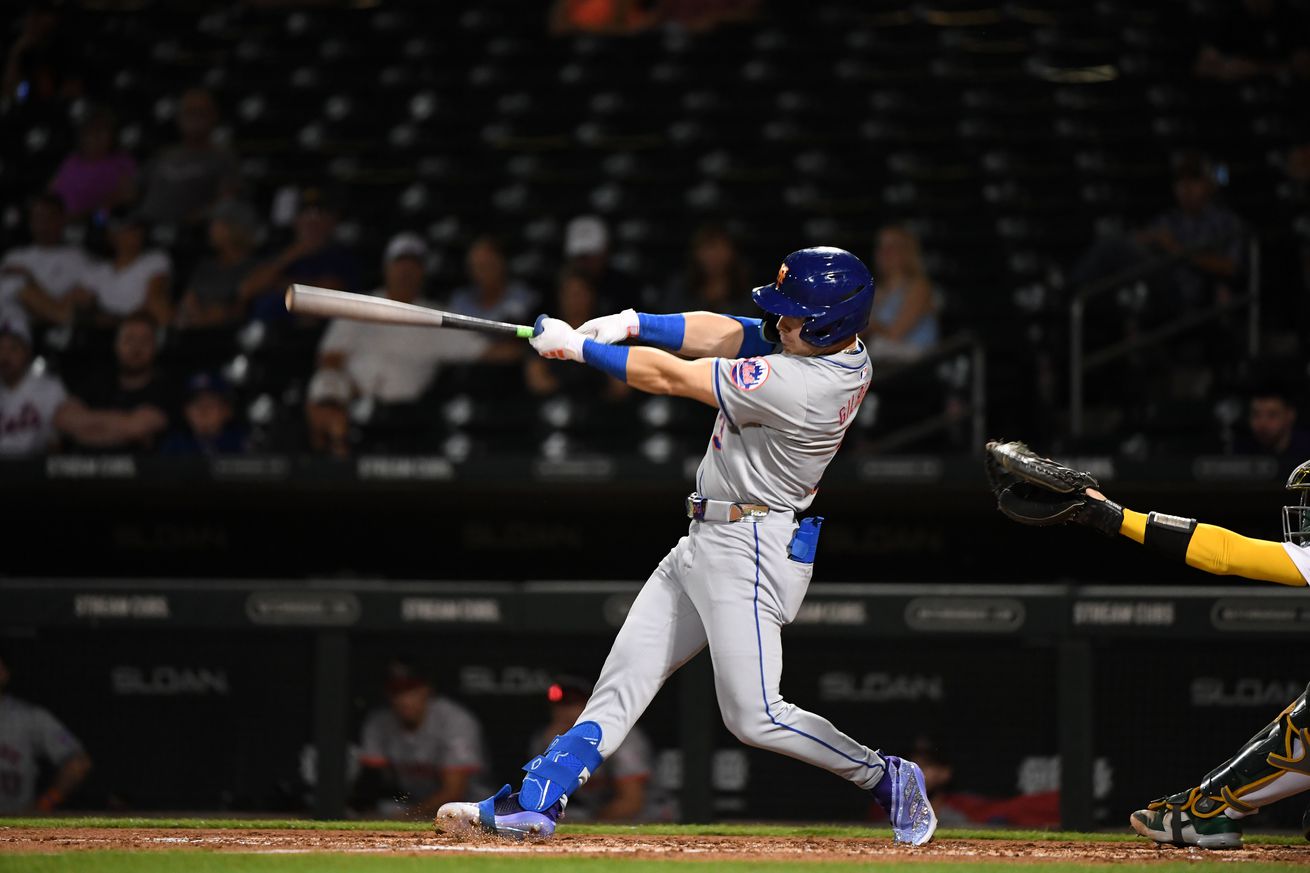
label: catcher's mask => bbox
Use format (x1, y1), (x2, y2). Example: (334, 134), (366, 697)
(1282, 460), (1310, 546)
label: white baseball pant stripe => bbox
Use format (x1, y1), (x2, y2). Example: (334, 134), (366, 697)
(577, 516), (886, 790)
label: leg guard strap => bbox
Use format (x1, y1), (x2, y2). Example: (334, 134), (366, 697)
(478, 784), (512, 830)
(519, 721), (603, 812)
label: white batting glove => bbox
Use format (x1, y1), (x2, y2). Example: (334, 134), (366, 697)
(576, 308), (639, 345)
(530, 314), (586, 361)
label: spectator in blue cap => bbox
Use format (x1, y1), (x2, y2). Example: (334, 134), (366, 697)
(161, 371), (246, 456)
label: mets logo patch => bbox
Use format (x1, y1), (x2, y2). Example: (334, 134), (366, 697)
(730, 358), (771, 391)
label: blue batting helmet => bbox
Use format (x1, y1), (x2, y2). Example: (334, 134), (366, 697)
(751, 247), (875, 347)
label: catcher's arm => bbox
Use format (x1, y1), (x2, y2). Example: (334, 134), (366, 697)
(985, 440), (1306, 587)
(1101, 492), (1305, 586)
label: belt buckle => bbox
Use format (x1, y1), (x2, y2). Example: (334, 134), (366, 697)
(686, 492), (705, 520)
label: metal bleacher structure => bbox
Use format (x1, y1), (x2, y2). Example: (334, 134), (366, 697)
(4, 0), (1307, 459)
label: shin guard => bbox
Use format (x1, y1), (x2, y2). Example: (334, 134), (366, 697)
(1149, 683), (1310, 820)
(518, 721), (603, 812)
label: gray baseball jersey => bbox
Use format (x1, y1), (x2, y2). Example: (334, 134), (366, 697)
(574, 340), (887, 796)
(697, 345), (871, 512)
(360, 696), (487, 802)
(0, 695), (85, 814)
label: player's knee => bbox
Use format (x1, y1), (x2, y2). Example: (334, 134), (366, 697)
(720, 709), (774, 749)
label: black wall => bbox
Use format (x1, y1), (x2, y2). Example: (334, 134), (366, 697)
(0, 455), (1291, 582)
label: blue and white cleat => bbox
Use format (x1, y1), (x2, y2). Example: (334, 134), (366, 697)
(436, 784), (564, 840)
(877, 755), (938, 847)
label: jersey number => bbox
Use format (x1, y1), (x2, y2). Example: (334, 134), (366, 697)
(712, 412), (728, 451)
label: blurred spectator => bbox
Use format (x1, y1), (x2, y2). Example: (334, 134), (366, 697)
(1, 3), (83, 112)
(160, 372), (247, 456)
(667, 224), (754, 316)
(549, 0), (654, 35)
(137, 87), (241, 230)
(1069, 155), (1245, 313)
(352, 660), (487, 820)
(2, 194), (92, 326)
(240, 188), (360, 322)
(1234, 386), (1310, 467)
(305, 368), (354, 458)
(78, 210), (173, 326)
(562, 215), (646, 311)
(526, 268), (629, 400)
(317, 232), (488, 403)
(0, 316), (66, 457)
(0, 647), (92, 815)
(864, 224), (940, 362)
(549, 0), (755, 35)
(1289, 142), (1310, 189)
(55, 312), (173, 452)
(661, 0), (760, 32)
(449, 235), (538, 323)
(528, 676), (663, 822)
(1286, 143), (1310, 341)
(48, 107), (137, 220)
(1137, 156), (1245, 308)
(175, 201), (260, 330)
(1194, 0), (1310, 82)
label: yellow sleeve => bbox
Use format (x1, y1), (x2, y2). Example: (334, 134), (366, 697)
(1120, 509), (1147, 543)
(1185, 524), (1307, 586)
(1116, 507), (1306, 586)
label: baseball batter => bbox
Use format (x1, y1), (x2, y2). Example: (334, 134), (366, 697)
(985, 441), (1310, 849)
(438, 247), (937, 845)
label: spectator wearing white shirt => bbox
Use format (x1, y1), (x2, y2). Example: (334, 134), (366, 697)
(0, 316), (66, 457)
(316, 232), (488, 404)
(3, 194), (93, 326)
(78, 210), (172, 327)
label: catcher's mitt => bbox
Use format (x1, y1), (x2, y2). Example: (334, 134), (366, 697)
(984, 440), (1123, 535)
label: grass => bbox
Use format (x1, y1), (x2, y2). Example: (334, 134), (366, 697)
(0, 857), (1306, 873)
(0, 817), (1304, 845)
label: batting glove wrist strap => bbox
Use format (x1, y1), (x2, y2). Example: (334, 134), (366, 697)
(582, 339), (630, 382)
(728, 316), (778, 357)
(636, 312), (685, 351)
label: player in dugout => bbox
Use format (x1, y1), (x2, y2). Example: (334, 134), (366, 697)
(351, 660), (488, 820)
(0, 647), (93, 815)
(985, 441), (1310, 849)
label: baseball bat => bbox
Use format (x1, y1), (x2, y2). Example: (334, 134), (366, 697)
(284, 284), (535, 339)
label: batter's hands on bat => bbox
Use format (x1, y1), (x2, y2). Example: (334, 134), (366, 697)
(576, 308), (639, 344)
(530, 314), (586, 361)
